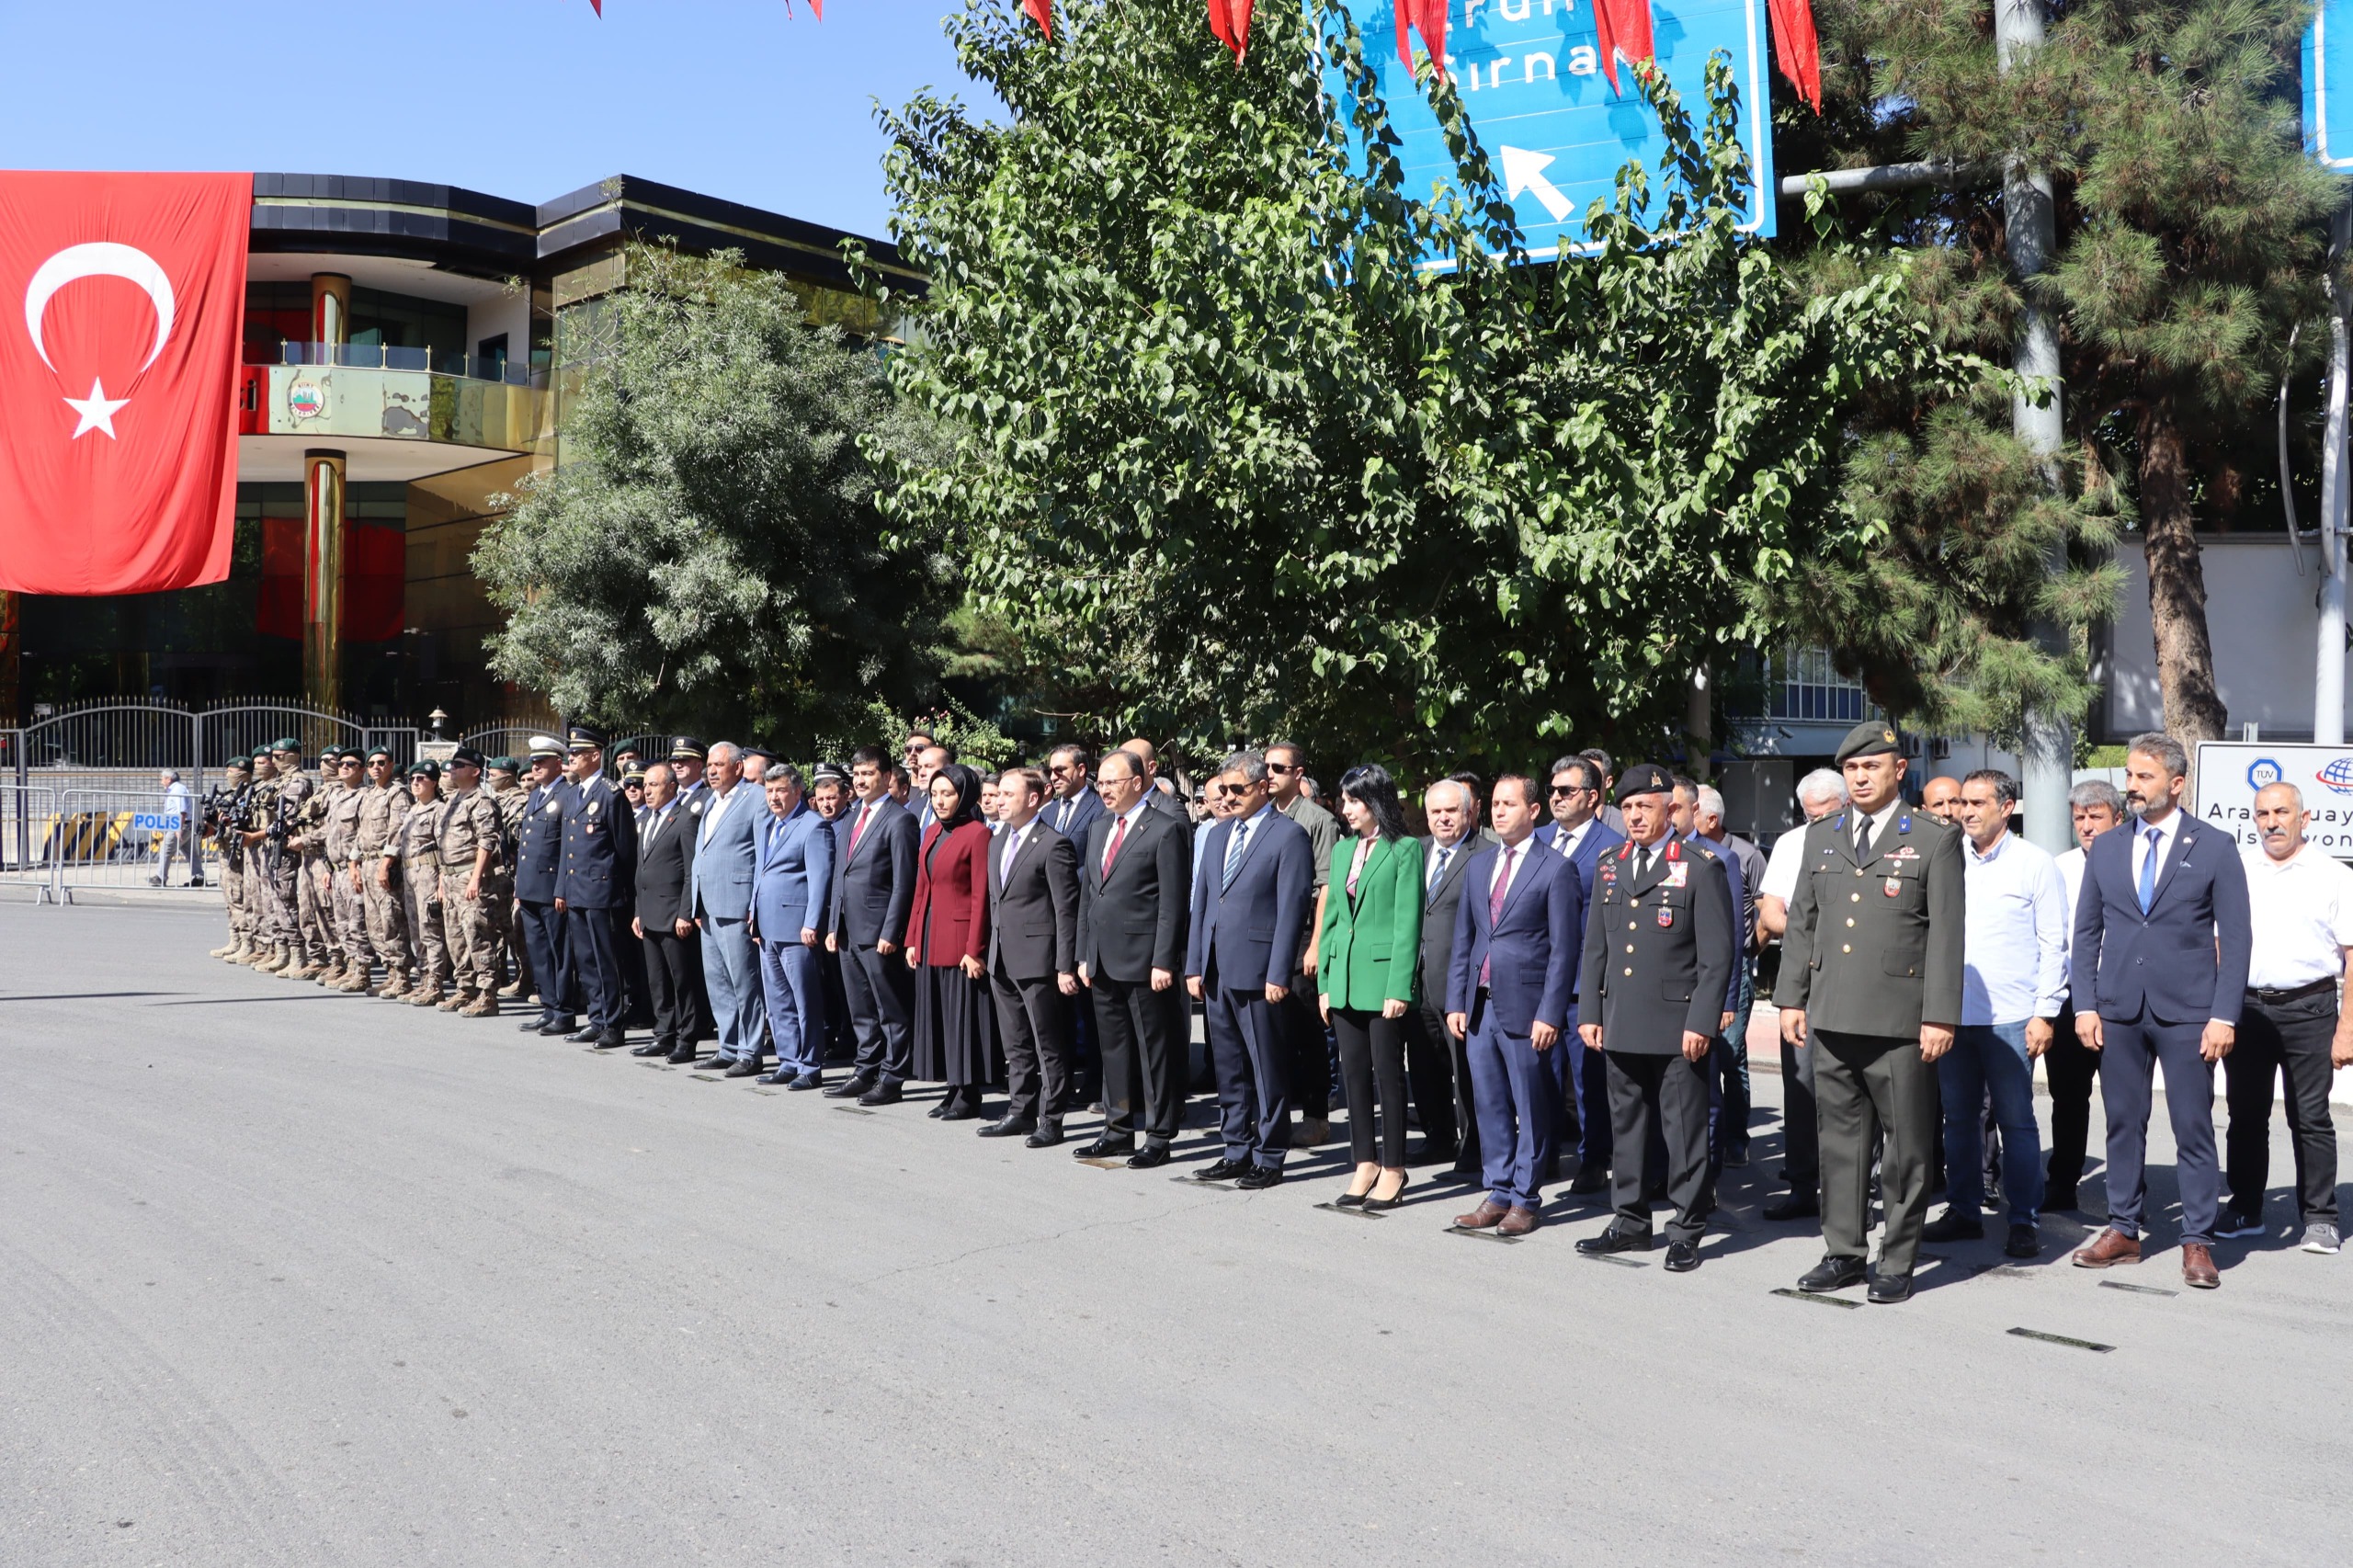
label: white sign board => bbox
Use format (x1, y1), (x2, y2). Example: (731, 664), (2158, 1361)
(131, 812), (183, 833)
(2193, 742), (2353, 859)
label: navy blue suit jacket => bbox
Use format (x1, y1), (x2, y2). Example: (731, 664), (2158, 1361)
(1185, 807), (1313, 991)
(830, 796), (918, 949)
(557, 773), (636, 911)
(752, 801), (835, 940)
(1043, 789), (1104, 844)
(1536, 819), (1621, 1004)
(2070, 811), (2251, 1027)
(1447, 837), (1582, 1036)
(513, 778), (571, 903)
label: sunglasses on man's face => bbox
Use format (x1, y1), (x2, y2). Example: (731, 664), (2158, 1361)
(1266, 762), (1295, 774)
(1551, 784), (1589, 797)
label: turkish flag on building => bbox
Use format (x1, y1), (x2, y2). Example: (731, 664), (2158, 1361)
(0, 171), (247, 596)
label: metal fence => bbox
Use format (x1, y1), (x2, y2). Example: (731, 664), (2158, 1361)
(0, 784), (60, 898)
(42, 788), (201, 901)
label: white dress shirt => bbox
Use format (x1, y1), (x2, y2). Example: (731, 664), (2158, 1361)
(699, 779), (741, 846)
(2241, 841), (2353, 990)
(1960, 829), (2069, 1025)
(1487, 835), (1534, 903)
(1426, 835), (1467, 893)
(1101, 798), (1150, 875)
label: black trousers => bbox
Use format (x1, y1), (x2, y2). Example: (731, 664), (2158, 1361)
(642, 927), (699, 1045)
(1280, 977), (1331, 1121)
(816, 942), (852, 1062)
(1094, 973), (1183, 1144)
(2226, 986), (2342, 1226)
(1779, 1031), (1820, 1198)
(1402, 997), (1461, 1156)
(1815, 1028), (1938, 1275)
(1333, 1006), (1411, 1166)
(564, 905), (626, 1030)
(841, 941), (915, 1083)
(2042, 999), (2097, 1198)
(1607, 1050), (1712, 1243)
(993, 965), (1072, 1124)
(517, 899), (571, 1018)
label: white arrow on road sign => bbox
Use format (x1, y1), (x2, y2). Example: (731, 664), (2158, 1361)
(1499, 145), (1574, 223)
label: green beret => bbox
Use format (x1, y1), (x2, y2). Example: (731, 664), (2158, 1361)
(488, 756), (518, 774)
(272, 736), (301, 753)
(1835, 721), (1902, 767)
(249, 746), (271, 760)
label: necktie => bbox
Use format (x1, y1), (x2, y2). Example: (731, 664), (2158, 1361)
(1102, 814), (1129, 877)
(849, 801), (871, 854)
(1855, 816), (1875, 865)
(1479, 845), (1517, 987)
(1002, 827), (1021, 890)
(1557, 826), (1575, 858)
(1427, 845), (1451, 895)
(2138, 824), (2160, 913)
(1222, 820), (1251, 890)
(1637, 846), (1654, 880)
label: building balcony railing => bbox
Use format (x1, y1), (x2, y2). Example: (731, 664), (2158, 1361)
(236, 360), (551, 454)
(250, 341), (547, 389)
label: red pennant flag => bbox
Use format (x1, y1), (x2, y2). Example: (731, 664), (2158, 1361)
(0, 172), (247, 596)
(1394, 0), (1446, 79)
(1594, 0), (1654, 95)
(1207, 0), (1254, 60)
(1023, 0), (1053, 39)
(1768, 0), (1822, 111)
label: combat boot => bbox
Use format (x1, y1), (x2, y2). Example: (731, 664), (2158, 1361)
(267, 948), (303, 976)
(293, 958), (325, 981)
(343, 966), (373, 993)
(408, 985), (444, 1007)
(374, 973), (412, 1001)
(460, 993), (499, 1018)
(209, 938), (236, 959)
(314, 961), (346, 988)
(497, 978), (528, 1000)
(438, 989), (472, 1012)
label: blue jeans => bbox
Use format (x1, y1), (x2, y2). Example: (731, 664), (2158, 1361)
(1938, 1022), (2044, 1227)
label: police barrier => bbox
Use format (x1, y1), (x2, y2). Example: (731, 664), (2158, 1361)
(0, 785), (62, 902)
(47, 789), (202, 901)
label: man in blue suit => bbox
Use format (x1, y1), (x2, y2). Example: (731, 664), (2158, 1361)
(1536, 755), (1623, 1191)
(1448, 774), (1583, 1236)
(512, 735), (575, 1039)
(691, 741), (766, 1075)
(1185, 750), (1313, 1189)
(2070, 732), (2252, 1290)
(824, 744), (921, 1106)
(750, 763), (834, 1089)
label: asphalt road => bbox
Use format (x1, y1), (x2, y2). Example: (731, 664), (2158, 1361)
(5, 903), (2349, 1567)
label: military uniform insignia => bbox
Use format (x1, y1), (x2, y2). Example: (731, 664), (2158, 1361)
(1884, 878), (1903, 897)
(1657, 906), (1674, 927)
(1665, 863), (1688, 888)
(585, 801), (599, 817)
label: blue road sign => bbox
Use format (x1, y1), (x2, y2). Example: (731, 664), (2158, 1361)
(131, 812), (183, 833)
(2307, 2), (2353, 169)
(1338, 0), (1778, 261)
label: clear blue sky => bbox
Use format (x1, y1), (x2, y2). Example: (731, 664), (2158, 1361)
(0, 0), (982, 244)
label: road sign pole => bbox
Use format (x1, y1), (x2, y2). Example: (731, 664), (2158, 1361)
(2318, 201), (2350, 746)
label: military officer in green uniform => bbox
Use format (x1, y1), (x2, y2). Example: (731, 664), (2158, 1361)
(1573, 764), (1735, 1273)
(1776, 721), (1966, 1304)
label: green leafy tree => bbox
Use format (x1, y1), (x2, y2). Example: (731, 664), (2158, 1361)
(474, 243), (955, 748)
(1766, 0), (2334, 746)
(870, 0), (1940, 774)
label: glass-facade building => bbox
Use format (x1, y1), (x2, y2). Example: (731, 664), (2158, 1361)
(0, 173), (916, 732)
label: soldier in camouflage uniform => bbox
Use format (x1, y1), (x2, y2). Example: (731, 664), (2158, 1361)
(356, 748), (415, 999)
(244, 745), (302, 971)
(399, 763), (450, 1006)
(291, 748), (349, 982)
(489, 756), (532, 1004)
(208, 758), (254, 960)
(263, 740), (322, 977)
(437, 746), (508, 1017)
(323, 749), (372, 991)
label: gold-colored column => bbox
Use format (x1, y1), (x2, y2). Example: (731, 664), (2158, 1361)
(311, 273), (351, 357)
(303, 449), (346, 717)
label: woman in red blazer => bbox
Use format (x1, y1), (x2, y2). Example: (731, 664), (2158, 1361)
(907, 763), (999, 1119)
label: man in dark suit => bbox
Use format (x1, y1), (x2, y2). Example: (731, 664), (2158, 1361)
(1574, 765), (1734, 1272)
(2069, 732), (2253, 1290)
(824, 744), (919, 1106)
(630, 758), (700, 1062)
(554, 723), (638, 1050)
(1777, 721), (1965, 1304)
(1042, 744), (1105, 1102)
(1412, 778), (1482, 1172)
(512, 735), (575, 1039)
(1446, 775), (1582, 1236)
(983, 767), (1082, 1145)
(1536, 754), (1625, 1191)
(1074, 747), (1191, 1165)
(1187, 751), (1314, 1188)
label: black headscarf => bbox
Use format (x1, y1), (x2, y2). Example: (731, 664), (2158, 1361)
(932, 763), (983, 832)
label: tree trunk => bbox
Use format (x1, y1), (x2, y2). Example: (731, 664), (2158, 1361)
(2139, 403), (2229, 744)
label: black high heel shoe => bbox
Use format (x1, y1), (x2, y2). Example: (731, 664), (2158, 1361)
(1360, 1171), (1412, 1212)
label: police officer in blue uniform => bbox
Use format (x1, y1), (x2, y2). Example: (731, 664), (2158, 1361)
(557, 722), (639, 1050)
(514, 733), (576, 1038)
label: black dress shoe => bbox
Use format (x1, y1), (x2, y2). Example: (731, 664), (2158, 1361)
(595, 1029), (630, 1050)
(631, 1038), (673, 1058)
(1764, 1193), (1820, 1221)
(665, 1043), (699, 1065)
(1073, 1136), (1136, 1160)
(723, 1057), (767, 1078)
(857, 1082), (903, 1107)
(1798, 1255), (1869, 1293)
(519, 1014), (553, 1034)
(1566, 1166), (1611, 1195)
(977, 1117), (1036, 1139)
(539, 1017), (579, 1037)
(1194, 1158), (1249, 1183)
(1575, 1228), (1654, 1256)
(564, 1026), (599, 1043)
(1867, 1268), (1914, 1303)
(1125, 1142), (1170, 1168)
(824, 1073), (876, 1100)
(756, 1068), (796, 1085)
(2005, 1223), (2040, 1259)
(1922, 1211), (1985, 1243)
(1664, 1240), (1700, 1272)
(788, 1073), (824, 1091)
(1235, 1165), (1284, 1190)
(1027, 1123), (1065, 1149)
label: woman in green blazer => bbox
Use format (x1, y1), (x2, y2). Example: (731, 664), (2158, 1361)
(1318, 764), (1425, 1211)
